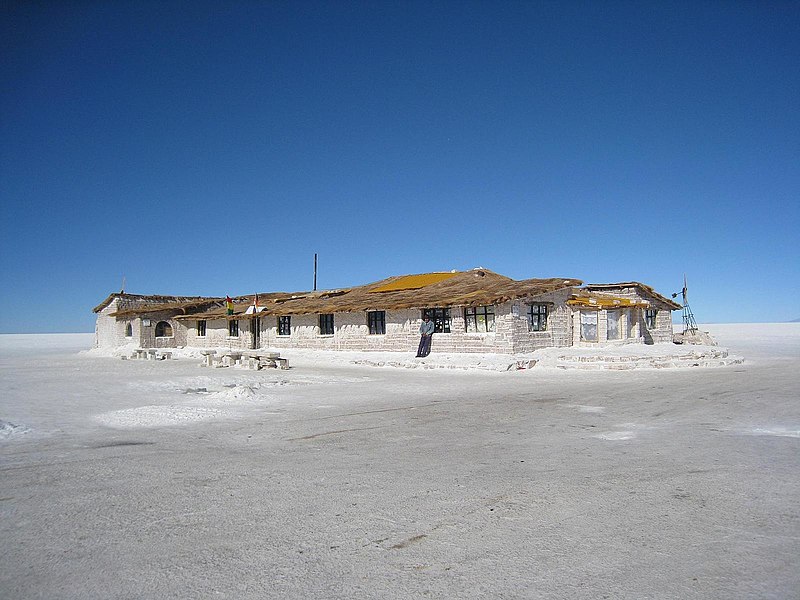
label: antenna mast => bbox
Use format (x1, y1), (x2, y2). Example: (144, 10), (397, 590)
(313, 253), (318, 291)
(673, 274), (698, 334)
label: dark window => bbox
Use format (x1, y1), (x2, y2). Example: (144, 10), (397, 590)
(228, 319), (239, 337)
(319, 314), (334, 335)
(607, 310), (621, 340)
(528, 304), (548, 332)
(422, 308), (451, 333)
(155, 321), (173, 337)
(367, 311), (386, 335)
(464, 306), (495, 333)
(277, 316), (291, 336)
(125, 323), (132, 337)
(196, 320), (206, 337)
(645, 309), (657, 329)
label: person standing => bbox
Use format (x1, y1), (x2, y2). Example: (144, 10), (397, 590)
(416, 314), (435, 357)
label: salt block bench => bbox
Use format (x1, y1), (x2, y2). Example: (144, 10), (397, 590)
(131, 348), (172, 360)
(200, 350), (217, 367)
(219, 351), (243, 367)
(244, 351), (288, 370)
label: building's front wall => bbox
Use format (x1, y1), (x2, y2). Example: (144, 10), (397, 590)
(610, 285), (676, 344)
(97, 285), (676, 354)
(571, 307), (641, 346)
(257, 308), (514, 353)
(257, 310), (416, 351)
(182, 295), (577, 354)
(570, 285), (675, 346)
(136, 312), (186, 349)
(648, 309), (674, 344)
(95, 298), (187, 349)
(507, 289), (575, 353)
(185, 317), (257, 350)
(95, 300), (134, 348)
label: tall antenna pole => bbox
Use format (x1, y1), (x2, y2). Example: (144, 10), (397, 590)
(313, 253), (318, 291)
(680, 274), (698, 334)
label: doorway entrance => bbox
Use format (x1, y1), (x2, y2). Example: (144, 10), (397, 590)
(252, 318), (261, 349)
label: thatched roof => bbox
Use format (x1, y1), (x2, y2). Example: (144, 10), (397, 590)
(95, 273), (687, 322)
(567, 294), (650, 309)
(93, 292), (227, 317)
(174, 269), (583, 320)
(584, 282), (681, 310)
(93, 292), (222, 314)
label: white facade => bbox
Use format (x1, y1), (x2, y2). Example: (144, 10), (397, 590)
(94, 281), (677, 353)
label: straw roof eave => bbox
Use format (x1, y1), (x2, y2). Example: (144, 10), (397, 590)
(111, 299), (225, 318)
(585, 282), (681, 310)
(93, 293), (121, 313)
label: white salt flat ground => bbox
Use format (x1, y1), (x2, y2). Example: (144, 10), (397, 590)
(1, 324), (798, 599)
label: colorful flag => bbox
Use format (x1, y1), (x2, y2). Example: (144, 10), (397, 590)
(226, 295), (234, 315)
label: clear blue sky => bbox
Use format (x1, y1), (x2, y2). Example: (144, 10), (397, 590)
(1, 1), (798, 333)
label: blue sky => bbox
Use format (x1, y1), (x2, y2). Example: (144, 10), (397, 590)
(1, 1), (798, 333)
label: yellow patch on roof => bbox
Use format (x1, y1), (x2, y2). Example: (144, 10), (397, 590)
(370, 272), (459, 293)
(567, 295), (648, 309)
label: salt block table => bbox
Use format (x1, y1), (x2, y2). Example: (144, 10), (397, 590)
(244, 351), (288, 370)
(219, 351), (243, 367)
(200, 350), (217, 367)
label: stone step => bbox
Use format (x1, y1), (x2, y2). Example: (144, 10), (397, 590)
(555, 354), (744, 370)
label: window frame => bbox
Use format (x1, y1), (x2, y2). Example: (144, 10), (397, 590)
(228, 319), (239, 337)
(580, 311), (598, 342)
(125, 323), (133, 337)
(464, 305), (495, 333)
(277, 315), (291, 336)
(645, 309), (657, 329)
(319, 314), (335, 336)
(367, 310), (386, 335)
(196, 320), (206, 337)
(422, 308), (451, 333)
(528, 303), (548, 332)
(154, 321), (173, 338)
(607, 310), (621, 340)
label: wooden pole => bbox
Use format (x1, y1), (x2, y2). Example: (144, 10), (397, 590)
(313, 253), (318, 291)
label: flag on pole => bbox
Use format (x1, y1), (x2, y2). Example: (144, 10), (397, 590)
(226, 295), (234, 315)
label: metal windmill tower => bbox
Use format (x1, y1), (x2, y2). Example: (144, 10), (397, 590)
(672, 275), (699, 334)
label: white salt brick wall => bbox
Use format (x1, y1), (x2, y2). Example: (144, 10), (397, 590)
(260, 311), (418, 351)
(95, 301), (130, 348)
(572, 309), (643, 346)
(136, 312), (186, 349)
(569, 286), (674, 346)
(600, 285), (675, 344)
(96, 298), (187, 349)
(509, 290), (574, 353)
(186, 318), (254, 350)
(651, 310), (674, 344)
(96, 286), (675, 353)
(250, 303), (568, 354)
